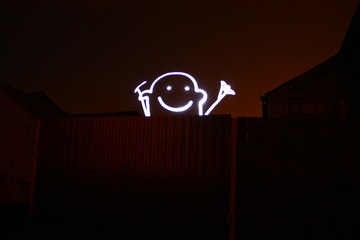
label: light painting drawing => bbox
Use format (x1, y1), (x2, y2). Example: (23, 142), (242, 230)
(134, 72), (235, 116)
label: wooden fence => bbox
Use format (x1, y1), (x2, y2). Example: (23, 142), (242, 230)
(27, 116), (360, 239)
(236, 117), (360, 240)
(33, 115), (233, 239)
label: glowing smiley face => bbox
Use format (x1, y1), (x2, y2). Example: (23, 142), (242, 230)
(135, 72), (207, 116)
(156, 73), (207, 114)
(134, 71), (235, 117)
(158, 84), (193, 112)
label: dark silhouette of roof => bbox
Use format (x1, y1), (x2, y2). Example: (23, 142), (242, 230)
(0, 81), (68, 118)
(263, 3), (359, 101)
(0, 81), (141, 118)
(339, 3), (360, 60)
(262, 55), (339, 100)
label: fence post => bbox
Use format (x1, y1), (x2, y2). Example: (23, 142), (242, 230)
(229, 118), (237, 240)
(28, 119), (41, 217)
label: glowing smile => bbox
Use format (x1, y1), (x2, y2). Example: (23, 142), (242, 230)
(158, 97), (193, 112)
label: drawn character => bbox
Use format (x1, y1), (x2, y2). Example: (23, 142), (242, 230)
(135, 72), (235, 116)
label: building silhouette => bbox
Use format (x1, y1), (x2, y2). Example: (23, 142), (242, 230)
(262, 4), (360, 119)
(0, 82), (68, 209)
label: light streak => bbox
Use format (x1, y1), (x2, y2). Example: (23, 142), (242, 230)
(158, 97), (193, 112)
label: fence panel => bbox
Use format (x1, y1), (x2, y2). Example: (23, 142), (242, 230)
(33, 115), (232, 239)
(236, 118), (360, 240)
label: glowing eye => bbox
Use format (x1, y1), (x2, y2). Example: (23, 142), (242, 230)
(166, 86), (172, 91)
(184, 86), (190, 91)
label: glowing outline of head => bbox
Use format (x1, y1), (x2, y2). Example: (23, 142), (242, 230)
(134, 72), (208, 116)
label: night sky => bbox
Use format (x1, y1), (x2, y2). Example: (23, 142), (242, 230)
(2, 0), (359, 117)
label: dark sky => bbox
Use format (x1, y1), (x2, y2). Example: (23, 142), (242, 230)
(2, 0), (359, 117)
